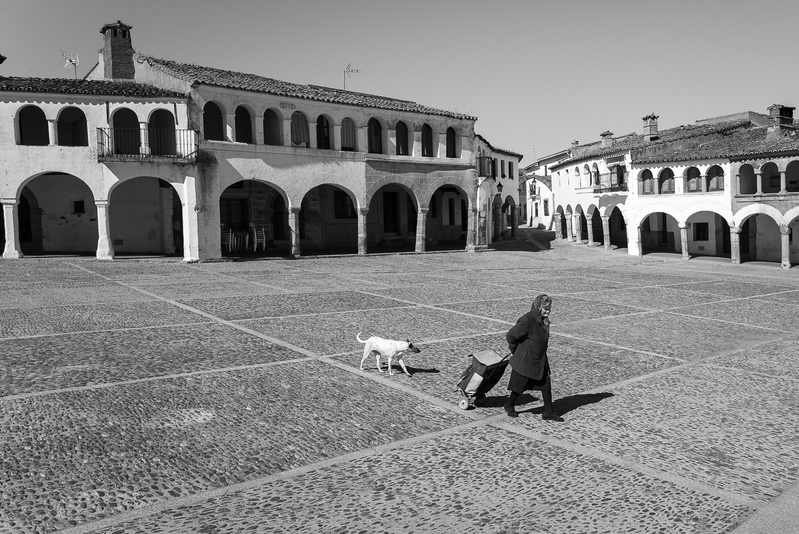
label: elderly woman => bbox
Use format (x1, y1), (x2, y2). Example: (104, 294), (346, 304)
(504, 294), (562, 421)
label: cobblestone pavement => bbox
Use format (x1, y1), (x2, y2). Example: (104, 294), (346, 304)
(2, 232), (799, 533)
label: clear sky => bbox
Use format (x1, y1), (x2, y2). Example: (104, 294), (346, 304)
(2, 0), (798, 165)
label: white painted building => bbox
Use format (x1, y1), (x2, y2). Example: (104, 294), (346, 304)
(1, 21), (496, 261)
(545, 107), (799, 268)
(474, 134), (523, 245)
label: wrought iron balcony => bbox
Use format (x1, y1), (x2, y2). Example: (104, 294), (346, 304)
(593, 183), (628, 194)
(97, 128), (199, 162)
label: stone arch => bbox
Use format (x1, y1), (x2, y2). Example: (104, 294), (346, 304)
(738, 163), (757, 194)
(760, 161), (780, 194)
(17, 105), (49, 146)
(203, 101), (226, 141)
(56, 106), (88, 147)
(315, 113), (334, 150)
(263, 108), (283, 146)
(234, 105), (255, 144)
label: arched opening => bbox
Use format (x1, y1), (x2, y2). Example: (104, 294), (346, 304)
(739, 164), (756, 194)
(590, 210), (603, 245)
(367, 118), (382, 154)
(446, 127), (457, 158)
(608, 206), (627, 249)
(739, 214), (781, 264)
(109, 177), (182, 256)
(367, 185), (418, 253)
(658, 168), (675, 194)
(427, 185), (468, 251)
(786, 161), (799, 192)
(640, 169), (654, 194)
(421, 124), (434, 157)
(591, 164), (600, 187)
(686, 167), (701, 193)
(235, 106), (253, 144)
(57, 107), (88, 147)
(685, 211), (730, 258)
(18, 105), (49, 146)
(296, 185), (358, 255)
(761, 162), (780, 194)
(789, 214), (799, 265)
(263, 109), (282, 146)
(219, 180), (287, 257)
(557, 207), (568, 239)
(291, 112), (310, 148)
(341, 118), (357, 152)
(641, 212), (678, 254)
(148, 109), (176, 156)
(707, 165), (724, 191)
(396, 121), (409, 156)
(577, 210), (588, 242)
(19, 173), (96, 255)
(316, 116), (331, 150)
(203, 102), (224, 141)
(112, 108), (140, 155)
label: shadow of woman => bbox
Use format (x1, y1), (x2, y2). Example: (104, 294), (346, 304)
(521, 392), (615, 416)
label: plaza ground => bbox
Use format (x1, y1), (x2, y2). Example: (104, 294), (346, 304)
(2, 229), (799, 533)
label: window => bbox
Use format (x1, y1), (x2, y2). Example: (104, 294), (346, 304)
(341, 118), (356, 151)
(72, 200), (85, 214)
(367, 118), (382, 154)
(543, 199), (549, 216)
(687, 167), (700, 192)
(707, 166), (724, 191)
(641, 170), (654, 194)
(693, 222), (709, 241)
(535, 203), (539, 217)
(316, 116), (330, 149)
(501, 160), (506, 178)
(263, 109), (282, 146)
(203, 102), (224, 141)
(396, 121), (409, 156)
(57, 107), (88, 147)
(422, 124), (433, 157)
(18, 105), (49, 146)
(446, 127), (457, 158)
(509, 162), (514, 179)
(333, 190), (356, 218)
(291, 112), (309, 147)
(235, 106), (253, 144)
(448, 198), (455, 225)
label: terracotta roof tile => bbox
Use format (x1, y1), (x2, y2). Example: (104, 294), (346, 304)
(138, 55), (476, 120)
(0, 76), (185, 98)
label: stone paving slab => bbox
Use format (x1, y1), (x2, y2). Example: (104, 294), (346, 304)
(178, 291), (410, 320)
(83, 425), (754, 534)
(555, 311), (780, 362)
(674, 298), (799, 332)
(744, 289), (799, 305)
(0, 286), (154, 309)
(709, 336), (799, 379)
(239, 306), (506, 356)
(580, 286), (728, 311)
(527, 276), (627, 296)
(211, 271), (402, 293)
(366, 281), (539, 305)
(531, 363), (799, 503)
(0, 302), (207, 339)
(0, 362), (465, 533)
(665, 280), (793, 299)
(0, 324), (306, 396)
(123, 280), (290, 300)
(439, 295), (642, 324)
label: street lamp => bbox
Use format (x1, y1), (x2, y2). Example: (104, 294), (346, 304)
(496, 182), (503, 195)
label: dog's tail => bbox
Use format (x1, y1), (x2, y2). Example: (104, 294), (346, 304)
(356, 332), (368, 344)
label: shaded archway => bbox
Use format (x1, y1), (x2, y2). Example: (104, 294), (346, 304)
(219, 180), (287, 257)
(203, 102), (225, 141)
(367, 184), (418, 253)
(298, 185), (358, 255)
(19, 173), (96, 254)
(589, 209), (603, 245)
(18, 105), (49, 146)
(109, 177), (182, 256)
(685, 210), (730, 258)
(112, 107), (140, 155)
(57, 107), (88, 147)
(427, 184), (467, 251)
(738, 213), (781, 264)
(148, 109), (176, 156)
(641, 212), (678, 254)
(761, 162), (780, 194)
(608, 206), (627, 249)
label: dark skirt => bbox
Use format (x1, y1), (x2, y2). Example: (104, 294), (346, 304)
(507, 369), (550, 394)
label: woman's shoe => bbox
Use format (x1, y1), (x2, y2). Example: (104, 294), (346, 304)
(542, 412), (564, 422)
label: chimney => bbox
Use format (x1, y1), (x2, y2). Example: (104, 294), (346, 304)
(643, 113), (659, 142)
(600, 130), (614, 148)
(767, 104), (795, 126)
(571, 140), (579, 148)
(100, 21), (135, 81)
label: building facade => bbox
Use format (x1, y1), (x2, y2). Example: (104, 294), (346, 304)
(474, 135), (523, 245)
(1, 21), (517, 261)
(545, 106), (799, 268)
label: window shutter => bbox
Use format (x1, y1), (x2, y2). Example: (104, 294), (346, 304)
(291, 112), (309, 145)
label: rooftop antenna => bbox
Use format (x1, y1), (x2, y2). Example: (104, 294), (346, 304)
(343, 63), (360, 91)
(60, 50), (79, 79)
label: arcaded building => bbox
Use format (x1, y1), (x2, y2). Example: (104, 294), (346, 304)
(1, 21), (518, 261)
(547, 106), (799, 268)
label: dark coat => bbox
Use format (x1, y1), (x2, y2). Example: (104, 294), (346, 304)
(506, 307), (550, 381)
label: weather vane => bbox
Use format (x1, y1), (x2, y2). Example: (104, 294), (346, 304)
(60, 50), (79, 79)
(343, 63), (360, 91)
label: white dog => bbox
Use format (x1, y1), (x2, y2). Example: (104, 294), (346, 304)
(357, 332), (421, 376)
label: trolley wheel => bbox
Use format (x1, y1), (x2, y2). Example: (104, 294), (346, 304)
(458, 398), (470, 410)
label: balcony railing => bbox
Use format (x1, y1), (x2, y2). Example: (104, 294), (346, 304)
(593, 183), (628, 194)
(97, 128), (199, 162)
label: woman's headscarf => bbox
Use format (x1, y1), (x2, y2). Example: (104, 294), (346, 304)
(532, 294), (552, 327)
